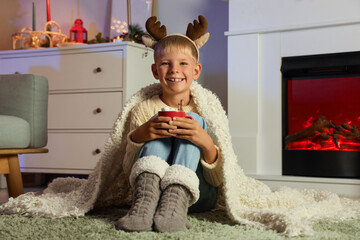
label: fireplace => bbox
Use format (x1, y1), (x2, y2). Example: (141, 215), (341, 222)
(227, 0), (360, 196)
(281, 52), (360, 178)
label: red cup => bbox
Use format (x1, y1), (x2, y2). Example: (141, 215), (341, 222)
(158, 111), (193, 119)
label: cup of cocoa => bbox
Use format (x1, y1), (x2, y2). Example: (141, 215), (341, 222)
(158, 107), (193, 119)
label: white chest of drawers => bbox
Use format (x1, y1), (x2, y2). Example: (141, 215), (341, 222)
(0, 42), (155, 174)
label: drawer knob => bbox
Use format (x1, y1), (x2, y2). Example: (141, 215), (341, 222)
(94, 108), (102, 114)
(94, 149), (101, 154)
(94, 67), (102, 73)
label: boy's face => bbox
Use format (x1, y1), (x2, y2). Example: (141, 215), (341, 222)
(152, 48), (201, 97)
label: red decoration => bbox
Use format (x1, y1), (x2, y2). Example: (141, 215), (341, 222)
(70, 19), (88, 43)
(46, 0), (51, 22)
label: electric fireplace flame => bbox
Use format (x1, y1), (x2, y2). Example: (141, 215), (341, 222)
(286, 75), (360, 151)
(285, 115), (360, 151)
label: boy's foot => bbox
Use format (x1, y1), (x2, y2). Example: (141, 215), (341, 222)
(115, 172), (161, 232)
(153, 184), (192, 232)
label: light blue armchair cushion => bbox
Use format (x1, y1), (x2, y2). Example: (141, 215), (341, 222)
(0, 115), (30, 148)
(0, 74), (48, 148)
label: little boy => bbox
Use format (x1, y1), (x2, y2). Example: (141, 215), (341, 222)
(115, 16), (223, 232)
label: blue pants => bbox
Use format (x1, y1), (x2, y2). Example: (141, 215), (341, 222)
(138, 112), (218, 213)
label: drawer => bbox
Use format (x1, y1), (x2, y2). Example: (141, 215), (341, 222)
(1, 50), (124, 90)
(19, 132), (109, 172)
(48, 92), (123, 129)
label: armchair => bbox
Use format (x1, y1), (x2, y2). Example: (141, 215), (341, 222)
(0, 74), (48, 198)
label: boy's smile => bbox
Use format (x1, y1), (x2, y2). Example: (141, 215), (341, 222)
(152, 49), (201, 107)
(166, 78), (184, 82)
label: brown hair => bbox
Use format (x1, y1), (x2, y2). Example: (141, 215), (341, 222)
(153, 35), (199, 63)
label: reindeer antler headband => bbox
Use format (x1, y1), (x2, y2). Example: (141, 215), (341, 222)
(142, 15), (210, 61)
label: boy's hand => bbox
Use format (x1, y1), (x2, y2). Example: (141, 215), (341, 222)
(169, 117), (218, 164)
(130, 116), (177, 143)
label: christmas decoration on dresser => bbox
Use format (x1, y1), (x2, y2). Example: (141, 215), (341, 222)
(112, 24), (145, 44)
(70, 19), (88, 43)
(88, 33), (110, 44)
(11, 1), (66, 49)
(12, 21), (67, 49)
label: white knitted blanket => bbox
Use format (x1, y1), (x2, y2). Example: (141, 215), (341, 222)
(1, 82), (359, 237)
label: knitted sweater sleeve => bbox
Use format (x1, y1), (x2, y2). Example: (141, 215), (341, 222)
(200, 145), (223, 187)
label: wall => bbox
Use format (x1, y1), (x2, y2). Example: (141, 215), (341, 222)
(229, 0), (360, 33)
(0, 0), (228, 110)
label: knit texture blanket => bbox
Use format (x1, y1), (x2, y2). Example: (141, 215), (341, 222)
(1, 82), (359, 237)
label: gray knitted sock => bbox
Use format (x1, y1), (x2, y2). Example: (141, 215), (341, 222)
(115, 172), (161, 232)
(153, 184), (192, 232)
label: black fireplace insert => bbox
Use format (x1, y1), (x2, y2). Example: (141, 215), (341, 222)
(281, 51), (360, 178)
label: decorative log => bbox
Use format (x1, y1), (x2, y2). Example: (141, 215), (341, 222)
(285, 116), (334, 148)
(333, 123), (360, 142)
(286, 115), (360, 150)
(319, 132), (330, 140)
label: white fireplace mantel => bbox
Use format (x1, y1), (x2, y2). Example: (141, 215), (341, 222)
(227, 0), (360, 196)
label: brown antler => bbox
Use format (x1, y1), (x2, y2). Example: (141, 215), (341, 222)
(145, 16), (167, 41)
(186, 15), (208, 41)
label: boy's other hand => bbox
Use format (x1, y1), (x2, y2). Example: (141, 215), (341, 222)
(130, 116), (177, 143)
